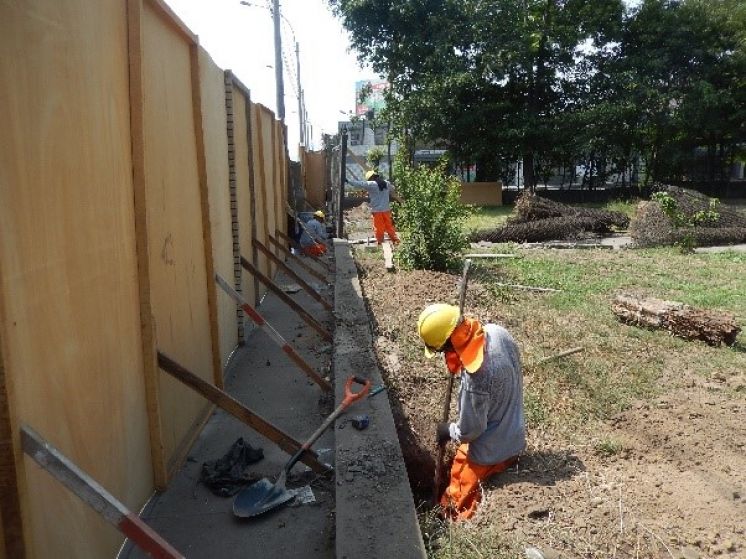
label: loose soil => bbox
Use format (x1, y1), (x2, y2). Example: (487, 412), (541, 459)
(352, 246), (745, 559)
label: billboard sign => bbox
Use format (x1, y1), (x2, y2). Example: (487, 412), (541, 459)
(355, 80), (388, 116)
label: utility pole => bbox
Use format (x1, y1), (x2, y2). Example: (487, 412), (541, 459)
(272, 0), (285, 122)
(296, 42), (304, 146)
(337, 129), (348, 238)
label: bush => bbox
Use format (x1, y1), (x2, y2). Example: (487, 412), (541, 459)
(392, 156), (472, 271)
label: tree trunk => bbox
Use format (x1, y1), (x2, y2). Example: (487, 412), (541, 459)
(523, 152), (535, 192)
(611, 294), (740, 347)
(476, 155), (498, 182)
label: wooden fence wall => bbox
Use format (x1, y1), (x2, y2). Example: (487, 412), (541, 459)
(0, 1), (289, 557)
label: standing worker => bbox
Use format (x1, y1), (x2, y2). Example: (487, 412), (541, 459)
(299, 210), (328, 256)
(416, 304), (526, 520)
(346, 170), (401, 246)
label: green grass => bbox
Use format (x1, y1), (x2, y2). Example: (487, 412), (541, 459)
(463, 205), (513, 232)
(463, 200), (639, 234)
(468, 246), (746, 431)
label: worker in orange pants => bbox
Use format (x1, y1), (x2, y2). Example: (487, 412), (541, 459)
(440, 445), (518, 520)
(300, 210), (328, 257)
(302, 242), (326, 257)
(346, 170), (401, 245)
(372, 208), (399, 245)
(417, 304), (526, 521)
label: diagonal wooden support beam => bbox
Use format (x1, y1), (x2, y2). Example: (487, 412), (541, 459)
(156, 352), (331, 475)
(278, 223), (332, 273)
(21, 425), (185, 559)
(253, 239), (333, 311)
(267, 233), (328, 283)
(214, 274), (332, 392)
(240, 256), (332, 342)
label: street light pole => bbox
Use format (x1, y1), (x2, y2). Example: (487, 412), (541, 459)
(272, 0), (285, 123)
(296, 42), (304, 146)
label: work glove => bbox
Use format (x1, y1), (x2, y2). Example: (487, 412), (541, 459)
(436, 422), (451, 445)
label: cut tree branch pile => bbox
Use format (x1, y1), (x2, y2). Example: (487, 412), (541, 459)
(611, 293), (741, 346)
(471, 194), (629, 243)
(629, 186), (746, 248)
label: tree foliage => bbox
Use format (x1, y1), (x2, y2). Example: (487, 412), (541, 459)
(329, 0), (746, 187)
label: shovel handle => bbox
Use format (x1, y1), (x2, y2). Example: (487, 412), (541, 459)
(284, 376), (371, 475)
(342, 376), (371, 408)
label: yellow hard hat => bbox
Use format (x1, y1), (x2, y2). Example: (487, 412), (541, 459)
(365, 170), (377, 181)
(313, 210), (325, 220)
(417, 304), (460, 358)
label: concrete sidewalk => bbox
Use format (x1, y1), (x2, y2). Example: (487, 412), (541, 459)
(120, 262), (335, 559)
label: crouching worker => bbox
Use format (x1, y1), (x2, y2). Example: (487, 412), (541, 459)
(346, 170), (401, 245)
(300, 210), (328, 256)
(417, 304), (526, 521)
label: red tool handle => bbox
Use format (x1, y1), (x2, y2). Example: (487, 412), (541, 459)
(342, 376), (371, 408)
(284, 376), (371, 473)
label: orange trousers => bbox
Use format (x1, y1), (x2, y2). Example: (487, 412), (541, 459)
(302, 243), (326, 257)
(440, 444), (518, 521)
(372, 210), (399, 245)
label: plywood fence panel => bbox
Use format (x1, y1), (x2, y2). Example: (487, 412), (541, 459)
(232, 89), (260, 304)
(141, 2), (214, 471)
(0, 2), (153, 557)
(460, 182), (503, 206)
(259, 107), (278, 272)
(275, 121), (289, 239)
(250, 104), (271, 279)
(303, 150), (327, 209)
(199, 48), (236, 368)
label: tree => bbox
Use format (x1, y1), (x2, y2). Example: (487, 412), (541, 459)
(606, 0), (746, 184)
(329, 0), (625, 189)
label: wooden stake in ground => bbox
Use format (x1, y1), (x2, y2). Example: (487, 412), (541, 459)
(433, 258), (472, 505)
(382, 241), (394, 271)
(611, 293), (740, 346)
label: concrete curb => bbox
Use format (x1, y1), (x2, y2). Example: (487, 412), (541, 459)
(333, 239), (426, 559)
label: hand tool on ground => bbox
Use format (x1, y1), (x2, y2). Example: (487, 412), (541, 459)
(233, 376), (371, 518)
(432, 259), (472, 506)
(369, 384), (386, 398)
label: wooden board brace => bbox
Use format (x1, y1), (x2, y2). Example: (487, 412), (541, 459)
(214, 274), (332, 392)
(156, 352), (330, 474)
(20, 425), (184, 559)
(282, 209), (333, 272)
(252, 239), (332, 311)
(240, 256), (332, 342)
(267, 233), (328, 283)
(275, 228), (333, 274)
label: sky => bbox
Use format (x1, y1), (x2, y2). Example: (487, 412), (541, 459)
(163, 0), (379, 156)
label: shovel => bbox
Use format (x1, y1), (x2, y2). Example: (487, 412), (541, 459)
(233, 376), (371, 518)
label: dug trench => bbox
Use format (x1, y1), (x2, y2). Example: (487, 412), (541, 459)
(351, 248), (746, 558)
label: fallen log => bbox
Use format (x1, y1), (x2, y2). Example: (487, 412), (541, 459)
(611, 294), (740, 346)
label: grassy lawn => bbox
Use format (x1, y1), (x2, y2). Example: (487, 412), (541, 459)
(356, 239), (746, 558)
(463, 200), (640, 234)
(473, 246), (745, 426)
(463, 205), (514, 232)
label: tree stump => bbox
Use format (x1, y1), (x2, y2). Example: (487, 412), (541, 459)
(611, 294), (741, 346)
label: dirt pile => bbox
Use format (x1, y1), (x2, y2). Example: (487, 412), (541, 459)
(472, 194), (629, 243)
(630, 186), (746, 248)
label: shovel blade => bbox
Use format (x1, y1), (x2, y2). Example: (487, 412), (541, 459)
(233, 477), (294, 518)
